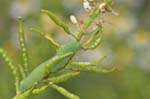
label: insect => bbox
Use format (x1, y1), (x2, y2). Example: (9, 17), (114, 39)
(20, 9), (112, 93)
(0, 0), (117, 98)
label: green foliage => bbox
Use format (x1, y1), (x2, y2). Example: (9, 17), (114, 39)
(0, 0), (118, 99)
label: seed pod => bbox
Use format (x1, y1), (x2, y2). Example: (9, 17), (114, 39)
(32, 84), (49, 95)
(77, 66), (116, 73)
(18, 16), (29, 74)
(48, 72), (80, 83)
(0, 48), (20, 94)
(50, 83), (80, 99)
(42, 10), (71, 34)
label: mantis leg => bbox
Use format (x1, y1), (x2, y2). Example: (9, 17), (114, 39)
(30, 28), (60, 49)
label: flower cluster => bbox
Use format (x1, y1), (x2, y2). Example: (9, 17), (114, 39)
(70, 0), (118, 30)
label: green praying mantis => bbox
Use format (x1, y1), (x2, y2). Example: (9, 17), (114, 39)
(0, 0), (118, 99)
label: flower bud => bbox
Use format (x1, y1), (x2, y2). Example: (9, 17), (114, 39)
(70, 15), (78, 24)
(83, 0), (92, 12)
(99, 2), (107, 12)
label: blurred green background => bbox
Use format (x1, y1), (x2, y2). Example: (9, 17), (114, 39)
(0, 0), (150, 99)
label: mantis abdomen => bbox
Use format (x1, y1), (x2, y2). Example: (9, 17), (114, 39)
(20, 42), (82, 92)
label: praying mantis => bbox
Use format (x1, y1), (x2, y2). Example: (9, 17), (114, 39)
(0, 0), (117, 99)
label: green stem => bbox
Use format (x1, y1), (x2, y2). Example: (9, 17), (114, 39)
(85, 9), (100, 28)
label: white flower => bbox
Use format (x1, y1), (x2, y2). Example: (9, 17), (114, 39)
(70, 15), (78, 24)
(83, 0), (92, 12)
(99, 2), (107, 12)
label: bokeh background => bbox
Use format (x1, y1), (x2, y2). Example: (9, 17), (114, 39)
(0, 0), (150, 99)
